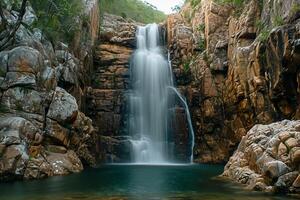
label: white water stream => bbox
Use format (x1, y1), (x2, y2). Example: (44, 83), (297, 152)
(128, 24), (194, 164)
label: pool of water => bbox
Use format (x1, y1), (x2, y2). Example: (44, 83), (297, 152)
(0, 164), (297, 200)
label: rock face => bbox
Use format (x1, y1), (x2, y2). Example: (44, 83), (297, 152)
(167, 0), (300, 164)
(222, 120), (300, 193)
(0, 0), (100, 181)
(86, 14), (139, 162)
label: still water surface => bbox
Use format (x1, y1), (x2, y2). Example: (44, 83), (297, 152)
(0, 164), (297, 200)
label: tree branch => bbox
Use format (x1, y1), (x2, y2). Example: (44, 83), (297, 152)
(0, 0), (28, 50)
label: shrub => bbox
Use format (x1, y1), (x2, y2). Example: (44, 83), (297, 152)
(100, 0), (166, 24)
(30, 0), (84, 44)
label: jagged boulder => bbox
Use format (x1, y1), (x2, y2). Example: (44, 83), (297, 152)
(222, 120), (300, 193)
(47, 87), (79, 124)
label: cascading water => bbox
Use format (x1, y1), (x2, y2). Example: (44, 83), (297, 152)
(128, 23), (194, 164)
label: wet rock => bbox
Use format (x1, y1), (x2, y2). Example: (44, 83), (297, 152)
(45, 150), (83, 175)
(99, 136), (132, 163)
(275, 171), (299, 190)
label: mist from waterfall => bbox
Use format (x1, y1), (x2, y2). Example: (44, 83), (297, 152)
(128, 23), (194, 164)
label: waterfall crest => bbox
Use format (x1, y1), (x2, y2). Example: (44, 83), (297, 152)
(128, 23), (194, 164)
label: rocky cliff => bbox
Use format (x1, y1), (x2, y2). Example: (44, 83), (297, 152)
(0, 0), (100, 181)
(167, 0), (300, 165)
(87, 14), (139, 162)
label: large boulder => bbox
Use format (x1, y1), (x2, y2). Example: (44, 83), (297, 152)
(47, 87), (79, 124)
(222, 120), (300, 193)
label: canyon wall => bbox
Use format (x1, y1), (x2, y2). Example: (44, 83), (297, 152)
(167, 0), (300, 163)
(87, 14), (138, 162)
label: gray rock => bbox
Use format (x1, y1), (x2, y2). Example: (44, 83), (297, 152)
(47, 87), (78, 124)
(8, 46), (42, 74)
(1, 72), (36, 89)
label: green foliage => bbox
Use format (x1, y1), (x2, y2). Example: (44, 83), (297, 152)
(183, 60), (191, 72)
(291, 3), (300, 16)
(196, 24), (205, 32)
(100, 0), (166, 24)
(215, 0), (246, 7)
(198, 37), (205, 52)
(189, 0), (201, 8)
(255, 19), (264, 31)
(258, 28), (270, 42)
(273, 15), (284, 26)
(30, 0), (84, 44)
(256, 14), (283, 43)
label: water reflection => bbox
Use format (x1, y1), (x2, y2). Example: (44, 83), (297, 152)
(0, 165), (298, 200)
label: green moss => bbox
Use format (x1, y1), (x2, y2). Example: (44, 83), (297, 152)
(100, 0), (166, 24)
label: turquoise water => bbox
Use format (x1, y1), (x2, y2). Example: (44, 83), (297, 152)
(0, 164), (297, 200)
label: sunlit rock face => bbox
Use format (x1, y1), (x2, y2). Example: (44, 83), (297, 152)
(222, 120), (300, 193)
(86, 14), (138, 162)
(167, 0), (300, 165)
(0, 0), (100, 181)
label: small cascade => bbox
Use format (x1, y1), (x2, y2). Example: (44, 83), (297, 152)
(128, 23), (194, 164)
(167, 86), (195, 163)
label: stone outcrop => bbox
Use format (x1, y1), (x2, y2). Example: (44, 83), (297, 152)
(0, 0), (99, 181)
(86, 14), (139, 162)
(222, 120), (300, 194)
(167, 0), (300, 165)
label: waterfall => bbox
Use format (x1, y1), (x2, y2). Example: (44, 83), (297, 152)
(128, 23), (194, 164)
